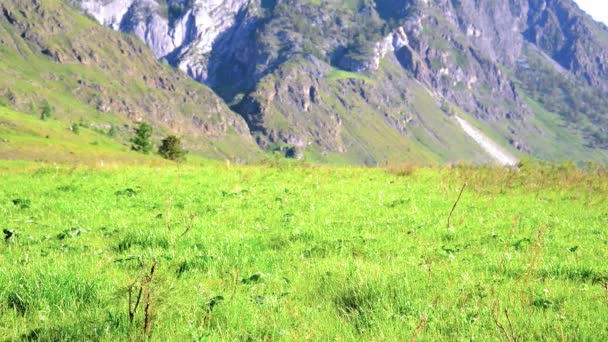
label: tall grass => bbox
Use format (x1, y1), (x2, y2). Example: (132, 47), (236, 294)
(0, 161), (607, 339)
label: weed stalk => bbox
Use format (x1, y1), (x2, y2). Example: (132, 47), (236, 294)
(448, 182), (467, 228)
(127, 259), (157, 338)
(519, 226), (548, 304)
(491, 301), (518, 342)
(409, 314), (428, 342)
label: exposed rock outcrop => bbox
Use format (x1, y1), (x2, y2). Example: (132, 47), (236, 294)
(72, 0), (608, 162)
(77, 0), (250, 82)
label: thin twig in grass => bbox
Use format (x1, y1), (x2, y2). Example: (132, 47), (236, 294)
(129, 286), (143, 323)
(179, 213), (196, 239)
(558, 325), (567, 342)
(447, 183), (466, 228)
(128, 272), (145, 323)
(604, 282), (608, 305)
(504, 308), (517, 342)
(498, 215), (520, 274)
(115, 255), (142, 264)
(165, 170), (183, 231)
(423, 256), (433, 279)
(503, 169), (518, 192)
(519, 226), (548, 304)
(165, 195), (173, 231)
(127, 259), (158, 337)
(491, 301), (518, 342)
(491, 303), (509, 341)
(143, 260), (157, 336)
(229, 269), (240, 302)
(409, 314), (428, 342)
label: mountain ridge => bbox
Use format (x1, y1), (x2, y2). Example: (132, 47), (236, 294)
(2, 0), (608, 165)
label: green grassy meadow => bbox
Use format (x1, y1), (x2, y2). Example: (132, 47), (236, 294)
(1, 160), (607, 340)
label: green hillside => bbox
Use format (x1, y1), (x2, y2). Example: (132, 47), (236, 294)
(0, 0), (260, 162)
(0, 105), (171, 165)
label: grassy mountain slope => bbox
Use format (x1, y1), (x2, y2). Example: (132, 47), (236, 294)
(0, 0), (260, 162)
(209, 0), (607, 164)
(236, 54), (502, 165)
(0, 105), (176, 165)
(65, 0), (608, 165)
(2, 0), (607, 165)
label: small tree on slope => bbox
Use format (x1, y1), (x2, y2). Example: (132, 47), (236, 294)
(131, 122), (153, 154)
(158, 135), (187, 162)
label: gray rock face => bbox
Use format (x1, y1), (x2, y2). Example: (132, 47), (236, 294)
(374, 0), (608, 151)
(73, 0), (608, 160)
(76, 0), (250, 82)
(77, 0), (172, 57)
(524, 0), (608, 92)
(74, 0), (608, 95)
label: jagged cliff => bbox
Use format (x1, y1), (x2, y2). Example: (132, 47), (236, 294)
(77, 0), (251, 83)
(41, 1), (608, 162)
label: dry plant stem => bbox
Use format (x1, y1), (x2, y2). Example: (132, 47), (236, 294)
(499, 215), (520, 273)
(143, 260), (157, 336)
(165, 196), (172, 231)
(504, 169), (517, 191)
(491, 303), (510, 342)
(128, 273), (145, 323)
(425, 257), (433, 279)
(179, 213), (195, 239)
(448, 182), (467, 228)
(129, 287), (143, 323)
(229, 269), (240, 302)
(409, 314), (428, 342)
(558, 325), (567, 342)
(127, 260), (158, 337)
(115, 255), (142, 264)
(166, 170), (183, 231)
(143, 290), (152, 336)
(504, 308), (517, 342)
(491, 302), (518, 342)
(519, 226), (548, 304)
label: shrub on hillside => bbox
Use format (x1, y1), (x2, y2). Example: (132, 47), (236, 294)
(40, 100), (53, 120)
(70, 123), (80, 134)
(130, 122), (153, 154)
(158, 135), (187, 162)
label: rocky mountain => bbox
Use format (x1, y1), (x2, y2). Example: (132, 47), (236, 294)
(0, 0), (260, 161)
(8, 0), (608, 164)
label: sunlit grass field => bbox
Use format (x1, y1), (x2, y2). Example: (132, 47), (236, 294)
(1, 161), (607, 340)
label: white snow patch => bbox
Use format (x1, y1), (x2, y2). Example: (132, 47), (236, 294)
(455, 116), (518, 166)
